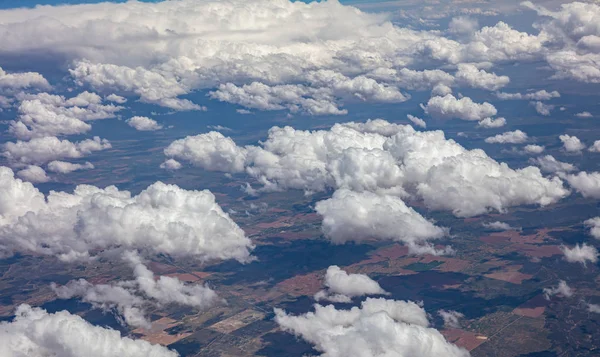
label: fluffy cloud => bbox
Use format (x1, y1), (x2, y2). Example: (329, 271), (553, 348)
(166, 119), (569, 218)
(53, 251), (221, 327)
(454, 63), (509, 91)
(0, 304), (177, 357)
(16, 165), (49, 183)
(530, 155), (575, 173)
(584, 217), (600, 239)
(561, 243), (598, 265)
(0, 66), (50, 94)
(495, 90), (560, 101)
(576, 111), (593, 118)
(482, 221), (518, 231)
(484, 130), (528, 144)
(407, 114), (426, 128)
(543, 280), (573, 300)
(588, 140), (600, 153)
(274, 298), (469, 357)
(531, 101), (553, 116)
(160, 159), (182, 171)
(126, 116), (163, 131)
(423, 94), (497, 121)
(47, 160), (94, 174)
(315, 265), (388, 303)
(3, 136), (111, 165)
(105, 93), (127, 104)
(8, 92), (122, 140)
(566, 171), (600, 198)
(559, 134), (586, 153)
(524, 144), (545, 154)
(315, 189), (447, 249)
(0, 167), (253, 262)
(477, 117), (506, 128)
(438, 310), (464, 328)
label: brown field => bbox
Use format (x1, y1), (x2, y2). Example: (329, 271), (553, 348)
(209, 309), (265, 334)
(164, 271), (212, 282)
(276, 272), (322, 296)
(512, 295), (548, 318)
(484, 265), (533, 284)
(133, 317), (192, 345)
(442, 329), (488, 351)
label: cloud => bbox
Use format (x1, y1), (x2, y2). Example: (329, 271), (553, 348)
(8, 91), (122, 140)
(0, 66), (50, 94)
(584, 217), (600, 239)
(166, 119), (569, 218)
(588, 140), (600, 153)
(531, 101), (553, 116)
(207, 125), (232, 132)
(105, 93), (127, 104)
(454, 63), (509, 91)
(529, 155), (575, 173)
(16, 165), (49, 183)
(0, 166), (253, 262)
(543, 280), (573, 300)
(524, 144), (545, 154)
(160, 159), (182, 171)
(559, 134), (586, 153)
(315, 265), (388, 303)
(423, 94), (497, 121)
(485, 130), (528, 144)
(407, 114), (426, 128)
(448, 16), (479, 36)
(566, 171), (600, 198)
(274, 298), (470, 357)
(53, 251), (222, 327)
(588, 303), (600, 313)
(47, 160), (94, 174)
(314, 189), (447, 248)
(561, 243), (598, 265)
(482, 221), (519, 231)
(0, 304), (178, 357)
(495, 90), (560, 101)
(126, 116), (163, 131)
(477, 117), (506, 128)
(575, 111), (592, 118)
(438, 310), (465, 328)
(3, 136), (111, 165)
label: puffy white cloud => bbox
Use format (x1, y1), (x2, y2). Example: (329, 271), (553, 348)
(0, 66), (50, 94)
(484, 130), (528, 144)
(105, 93), (127, 104)
(524, 144), (545, 154)
(482, 221), (518, 231)
(0, 167), (253, 262)
(160, 159), (182, 171)
(438, 310), (464, 328)
(407, 114), (426, 128)
(529, 155), (575, 173)
(53, 251), (221, 327)
(274, 298), (469, 357)
(448, 16), (479, 36)
(167, 119), (569, 217)
(164, 131), (248, 173)
(543, 280), (573, 300)
(576, 111), (592, 118)
(495, 90), (560, 101)
(531, 101), (553, 116)
(566, 171), (600, 198)
(561, 243), (598, 265)
(315, 265), (388, 303)
(0, 304), (177, 357)
(423, 94), (497, 121)
(584, 217), (600, 239)
(559, 134), (586, 153)
(545, 51), (600, 83)
(47, 160), (94, 174)
(8, 91), (122, 140)
(454, 63), (509, 91)
(477, 117), (506, 128)
(126, 116), (163, 131)
(3, 136), (111, 165)
(314, 189), (447, 248)
(588, 140), (600, 153)
(16, 165), (49, 183)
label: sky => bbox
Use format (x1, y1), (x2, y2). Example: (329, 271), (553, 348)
(0, 0), (599, 356)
